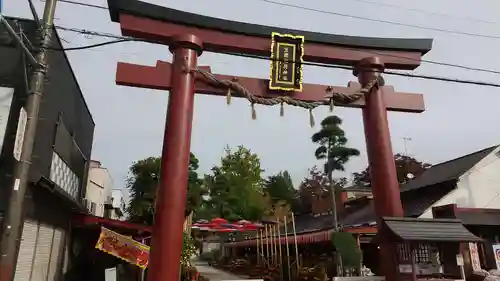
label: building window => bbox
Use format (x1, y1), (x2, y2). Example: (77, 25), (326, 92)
(90, 202), (97, 215)
(49, 151), (80, 198)
(52, 116), (86, 198)
(414, 244), (431, 263)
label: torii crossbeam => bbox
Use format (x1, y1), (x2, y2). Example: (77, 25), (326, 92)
(106, 1), (432, 281)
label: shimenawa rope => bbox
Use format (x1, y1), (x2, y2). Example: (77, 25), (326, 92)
(194, 68), (380, 127)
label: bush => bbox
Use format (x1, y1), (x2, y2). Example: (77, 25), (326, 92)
(200, 249), (221, 264)
(331, 232), (362, 268)
(182, 232), (197, 266)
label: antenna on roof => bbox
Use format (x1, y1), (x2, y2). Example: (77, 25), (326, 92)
(402, 137), (414, 180)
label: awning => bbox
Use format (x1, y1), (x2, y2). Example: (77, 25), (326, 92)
(378, 217), (483, 242)
(73, 214), (152, 235)
(227, 229), (334, 247)
(227, 225), (376, 248)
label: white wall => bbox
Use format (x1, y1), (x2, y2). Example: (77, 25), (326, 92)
(420, 147), (500, 218)
(85, 161), (114, 217)
(110, 189), (126, 220)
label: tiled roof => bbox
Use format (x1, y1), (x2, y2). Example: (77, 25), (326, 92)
(401, 145), (497, 192)
(340, 145), (498, 227)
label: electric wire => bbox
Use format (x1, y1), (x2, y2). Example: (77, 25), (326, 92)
(55, 0), (108, 10)
(50, 1), (500, 75)
(56, 0), (500, 40)
(48, 38), (136, 50)
(216, 50), (500, 88)
(27, 0), (42, 27)
(349, 0), (498, 25)
(47, 27), (500, 88)
(254, 0), (500, 40)
(54, 25), (500, 76)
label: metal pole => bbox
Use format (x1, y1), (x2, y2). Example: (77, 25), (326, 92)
(0, 1), (58, 281)
(265, 225), (269, 264)
(284, 217), (291, 281)
(148, 34), (203, 281)
(291, 213), (299, 272)
(141, 238), (147, 281)
(273, 224), (278, 266)
(277, 218), (283, 281)
(256, 230), (260, 264)
(260, 229), (266, 264)
(270, 224), (275, 265)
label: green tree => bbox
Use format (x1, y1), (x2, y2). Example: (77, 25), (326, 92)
(311, 115), (359, 229)
(126, 153), (204, 225)
(263, 170), (296, 205)
(202, 146), (267, 221)
(352, 153), (431, 187)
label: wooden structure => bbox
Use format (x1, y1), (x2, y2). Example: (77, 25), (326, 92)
(105, 1), (433, 281)
(378, 217), (482, 281)
(433, 204), (500, 274)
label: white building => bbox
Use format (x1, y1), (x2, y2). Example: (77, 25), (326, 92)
(84, 160), (124, 219)
(110, 189), (127, 220)
(417, 145), (500, 218)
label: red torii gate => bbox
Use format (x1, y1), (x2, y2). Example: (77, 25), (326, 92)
(106, 1), (432, 281)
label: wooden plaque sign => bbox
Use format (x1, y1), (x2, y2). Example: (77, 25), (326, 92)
(269, 32), (305, 92)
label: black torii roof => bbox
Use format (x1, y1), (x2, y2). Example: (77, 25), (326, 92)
(107, 0), (433, 54)
(379, 217), (482, 242)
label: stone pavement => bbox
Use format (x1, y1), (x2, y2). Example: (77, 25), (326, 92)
(192, 259), (253, 281)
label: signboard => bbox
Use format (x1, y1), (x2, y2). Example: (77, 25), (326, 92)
(13, 107), (27, 161)
(456, 254), (464, 266)
(95, 227), (149, 268)
(269, 32), (304, 92)
(492, 244), (500, 269)
(105, 267), (117, 281)
(469, 242), (481, 271)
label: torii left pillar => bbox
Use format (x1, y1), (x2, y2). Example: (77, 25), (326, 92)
(147, 34), (203, 281)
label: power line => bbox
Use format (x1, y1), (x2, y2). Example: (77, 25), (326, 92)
(57, 0), (108, 10)
(55, 24), (500, 76)
(52, 1), (500, 75)
(52, 26), (500, 88)
(253, 0), (500, 40)
(349, 0), (499, 25)
(57, 0), (500, 40)
(27, 0), (42, 26)
(50, 38), (135, 50)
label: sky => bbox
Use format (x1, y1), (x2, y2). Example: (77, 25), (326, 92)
(4, 0), (500, 191)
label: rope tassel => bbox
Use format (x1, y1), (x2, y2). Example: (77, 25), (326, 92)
(251, 103), (257, 120)
(280, 102), (284, 117)
(329, 98), (334, 112)
(309, 109), (315, 127)
(226, 88), (231, 105)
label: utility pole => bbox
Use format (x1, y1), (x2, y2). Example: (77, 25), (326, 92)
(402, 136), (412, 157)
(0, 0), (57, 280)
(401, 136), (414, 182)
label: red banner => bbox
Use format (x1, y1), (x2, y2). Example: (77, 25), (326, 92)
(95, 227), (149, 268)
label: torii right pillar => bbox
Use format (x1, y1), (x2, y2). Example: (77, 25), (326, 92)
(355, 57), (404, 280)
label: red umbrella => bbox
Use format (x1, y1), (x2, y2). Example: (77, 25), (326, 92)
(237, 220), (251, 225)
(213, 227), (241, 233)
(192, 222), (217, 228)
(211, 218), (228, 225)
(242, 224), (259, 230)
